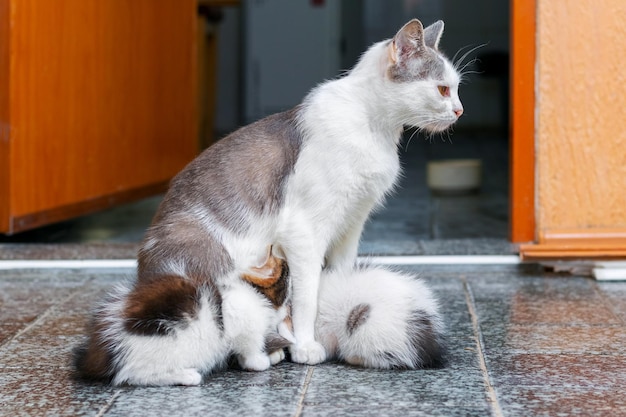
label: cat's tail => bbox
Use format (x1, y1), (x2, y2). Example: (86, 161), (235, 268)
(73, 276), (228, 386)
(316, 265), (445, 369)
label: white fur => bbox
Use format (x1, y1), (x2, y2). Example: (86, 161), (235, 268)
(99, 280), (286, 386)
(316, 266), (444, 369)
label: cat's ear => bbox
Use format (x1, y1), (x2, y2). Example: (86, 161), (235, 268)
(390, 19), (426, 65)
(424, 20), (444, 50)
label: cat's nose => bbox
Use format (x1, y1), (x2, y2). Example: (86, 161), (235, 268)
(454, 108), (464, 118)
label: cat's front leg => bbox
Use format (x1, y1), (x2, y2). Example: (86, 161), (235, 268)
(280, 237), (327, 365)
(289, 264), (327, 365)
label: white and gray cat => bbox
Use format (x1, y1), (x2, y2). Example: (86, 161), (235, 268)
(74, 18), (461, 386)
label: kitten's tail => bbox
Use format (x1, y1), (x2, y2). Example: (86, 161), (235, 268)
(316, 265), (446, 369)
(73, 282), (132, 383)
(73, 277), (226, 386)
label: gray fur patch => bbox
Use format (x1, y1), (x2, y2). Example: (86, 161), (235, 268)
(347, 303), (371, 335)
(138, 216), (234, 282)
(162, 107), (303, 234)
(388, 51), (447, 83)
(406, 309), (446, 368)
(264, 332), (292, 354)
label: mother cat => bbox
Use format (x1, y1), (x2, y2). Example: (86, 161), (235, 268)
(76, 18), (462, 384)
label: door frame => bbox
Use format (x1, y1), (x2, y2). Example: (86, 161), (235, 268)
(510, 0), (536, 244)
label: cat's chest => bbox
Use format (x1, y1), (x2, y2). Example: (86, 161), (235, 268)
(294, 135), (400, 202)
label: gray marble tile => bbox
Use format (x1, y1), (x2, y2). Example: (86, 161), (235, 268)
(0, 242), (140, 260)
(481, 324), (626, 355)
(486, 353), (626, 388)
(108, 383), (302, 417)
(300, 404), (494, 417)
(304, 363), (489, 410)
(0, 366), (118, 417)
(597, 281), (626, 323)
(494, 386), (626, 417)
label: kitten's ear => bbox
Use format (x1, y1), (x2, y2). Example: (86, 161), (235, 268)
(390, 19), (426, 64)
(424, 20), (444, 50)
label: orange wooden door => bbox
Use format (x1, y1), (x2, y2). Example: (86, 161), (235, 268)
(511, 0), (626, 259)
(0, 0), (198, 234)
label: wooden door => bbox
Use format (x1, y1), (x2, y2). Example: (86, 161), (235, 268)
(510, 0), (536, 244)
(0, 0), (198, 234)
(511, 0), (626, 259)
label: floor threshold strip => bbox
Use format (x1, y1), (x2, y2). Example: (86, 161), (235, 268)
(0, 255), (521, 270)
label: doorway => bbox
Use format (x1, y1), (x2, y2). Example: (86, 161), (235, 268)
(0, 0), (517, 256)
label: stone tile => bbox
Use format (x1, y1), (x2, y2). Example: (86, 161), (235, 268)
(482, 324), (626, 354)
(495, 386), (626, 417)
(300, 404), (494, 417)
(108, 380), (302, 417)
(597, 281), (626, 323)
(0, 366), (118, 417)
(486, 353), (626, 388)
(0, 243), (140, 260)
(304, 363), (489, 410)
(0, 323), (25, 345)
(414, 238), (516, 255)
(201, 362), (309, 388)
(469, 275), (621, 327)
(102, 363), (307, 416)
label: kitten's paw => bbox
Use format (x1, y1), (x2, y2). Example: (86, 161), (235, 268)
(269, 349), (286, 365)
(150, 368), (202, 386)
(178, 369), (203, 386)
(239, 353), (271, 371)
(289, 341), (326, 365)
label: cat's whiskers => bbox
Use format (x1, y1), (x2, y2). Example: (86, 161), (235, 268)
(453, 43), (487, 71)
(453, 43), (487, 84)
(404, 127), (421, 151)
(451, 44), (476, 67)
(458, 58), (481, 82)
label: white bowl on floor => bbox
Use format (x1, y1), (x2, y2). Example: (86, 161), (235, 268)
(427, 159), (482, 194)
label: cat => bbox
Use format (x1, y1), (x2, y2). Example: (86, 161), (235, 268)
(74, 17), (462, 385)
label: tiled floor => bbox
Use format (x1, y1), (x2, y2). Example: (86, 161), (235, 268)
(1, 264), (625, 416)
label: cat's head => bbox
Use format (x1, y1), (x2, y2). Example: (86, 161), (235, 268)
(385, 19), (463, 133)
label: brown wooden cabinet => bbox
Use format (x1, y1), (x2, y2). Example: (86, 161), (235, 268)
(0, 0), (199, 234)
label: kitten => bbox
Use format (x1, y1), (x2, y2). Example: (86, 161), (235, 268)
(272, 260), (446, 370)
(74, 246), (292, 386)
(249, 257), (446, 370)
(74, 18), (461, 385)
(316, 266), (445, 369)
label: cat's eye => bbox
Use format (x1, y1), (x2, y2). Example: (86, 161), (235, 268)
(437, 85), (450, 97)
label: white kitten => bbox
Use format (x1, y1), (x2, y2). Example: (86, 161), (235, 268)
(316, 266), (445, 369)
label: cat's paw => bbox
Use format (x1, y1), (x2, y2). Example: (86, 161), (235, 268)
(289, 341), (326, 365)
(239, 353), (271, 371)
(269, 349), (286, 365)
